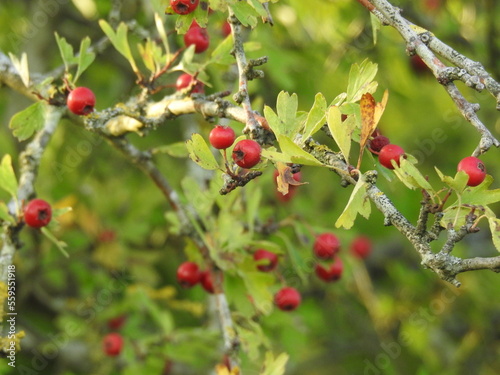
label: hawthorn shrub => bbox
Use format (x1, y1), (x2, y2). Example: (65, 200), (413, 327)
(0, 1), (500, 374)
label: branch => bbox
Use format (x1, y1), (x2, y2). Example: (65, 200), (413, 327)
(227, 11), (264, 139)
(359, 0), (500, 155)
(0, 105), (62, 283)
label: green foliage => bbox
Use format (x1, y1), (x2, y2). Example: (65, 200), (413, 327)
(8, 101), (45, 141)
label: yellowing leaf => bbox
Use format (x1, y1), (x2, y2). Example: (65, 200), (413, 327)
(357, 91), (388, 169)
(327, 105), (352, 162)
(277, 135), (324, 166)
(261, 352), (289, 375)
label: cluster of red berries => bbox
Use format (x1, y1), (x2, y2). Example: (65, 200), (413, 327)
(208, 125), (262, 169)
(177, 262), (216, 293)
(313, 233), (343, 282)
(370, 132), (487, 187)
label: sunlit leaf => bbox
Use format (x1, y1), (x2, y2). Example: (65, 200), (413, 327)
(336, 174), (371, 229)
(301, 93), (327, 143)
(393, 158), (434, 191)
(9, 101), (45, 141)
(327, 105), (353, 163)
(346, 59), (378, 102)
(261, 352), (289, 375)
(186, 133), (219, 170)
(0, 201), (15, 224)
(99, 20), (139, 73)
(0, 155), (18, 199)
(75, 36), (96, 82)
(277, 135), (324, 166)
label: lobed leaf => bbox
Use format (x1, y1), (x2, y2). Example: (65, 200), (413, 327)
(185, 133), (219, 170)
(9, 101), (45, 141)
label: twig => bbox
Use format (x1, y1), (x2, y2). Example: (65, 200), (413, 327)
(227, 11), (262, 138)
(358, 0), (500, 154)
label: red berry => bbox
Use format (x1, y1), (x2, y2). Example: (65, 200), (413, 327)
(457, 156), (487, 187)
(378, 144), (405, 169)
(67, 87), (95, 115)
(350, 236), (372, 259)
(369, 135), (390, 154)
(200, 271), (215, 294)
(209, 125), (236, 149)
(222, 21), (231, 37)
(313, 232), (340, 260)
(177, 262), (201, 288)
(102, 332), (123, 356)
(410, 55), (429, 75)
(170, 0), (199, 15)
(232, 139), (261, 168)
(107, 315), (126, 330)
(274, 287), (301, 311)
(24, 199), (52, 228)
(98, 229), (116, 243)
(175, 73), (204, 93)
(253, 249), (278, 272)
(315, 257), (343, 282)
(184, 25), (210, 53)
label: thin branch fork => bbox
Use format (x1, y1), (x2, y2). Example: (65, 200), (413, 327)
(359, 0), (500, 155)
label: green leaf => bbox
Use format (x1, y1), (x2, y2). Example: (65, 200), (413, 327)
(435, 167), (468, 192)
(0, 155), (19, 199)
(327, 105), (353, 163)
(135, 288), (174, 334)
(209, 34), (235, 66)
(370, 13), (381, 45)
(99, 20), (139, 73)
(263, 106), (282, 135)
(185, 133), (219, 170)
(261, 352), (289, 375)
(9, 101), (45, 141)
(277, 135), (324, 166)
(301, 93), (327, 143)
(459, 176), (500, 206)
(248, 0), (268, 18)
(41, 227), (69, 258)
(152, 142), (190, 157)
(0, 201), (15, 224)
(181, 176), (215, 221)
(346, 59), (378, 102)
(54, 32), (77, 72)
(243, 271), (275, 315)
(75, 37), (96, 82)
(488, 216), (500, 252)
(335, 174), (371, 229)
(393, 158), (434, 191)
(230, 2), (258, 28)
(8, 52), (30, 87)
(276, 91), (300, 138)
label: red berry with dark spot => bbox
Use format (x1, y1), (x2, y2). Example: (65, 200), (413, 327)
(175, 73), (204, 94)
(369, 135), (390, 154)
(315, 257), (343, 282)
(170, 0), (199, 15)
(67, 87), (95, 115)
(313, 232), (340, 260)
(379, 144), (405, 169)
(209, 125), (236, 149)
(184, 25), (209, 53)
(24, 199), (52, 228)
(177, 262), (201, 288)
(457, 156), (487, 187)
(253, 249), (278, 272)
(232, 139), (261, 168)
(350, 236), (372, 259)
(274, 287), (301, 311)
(200, 271), (215, 294)
(103, 332), (123, 356)
(107, 315), (126, 330)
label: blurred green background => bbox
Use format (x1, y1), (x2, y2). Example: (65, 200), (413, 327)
(0, 0), (500, 374)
